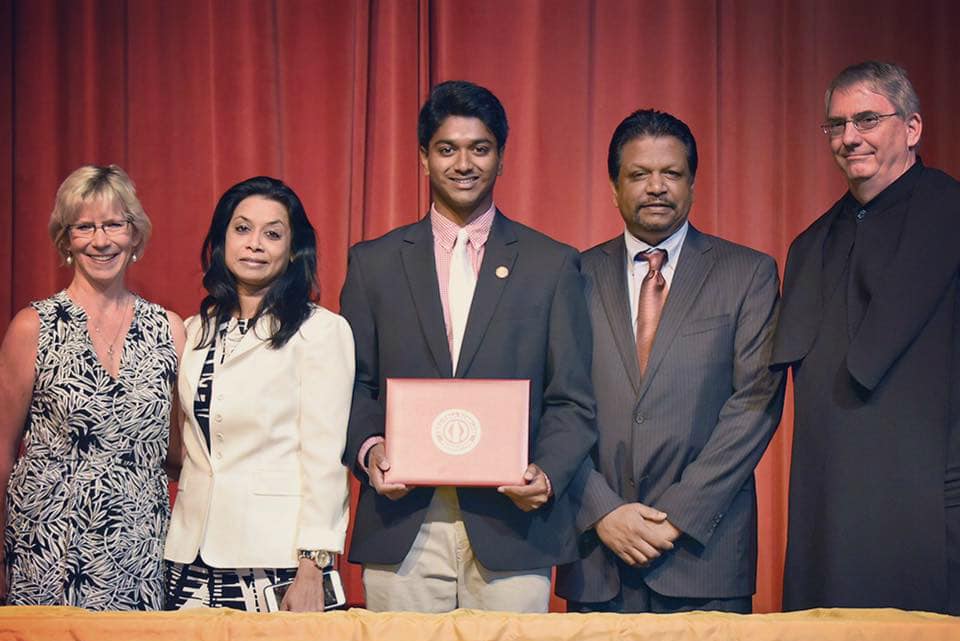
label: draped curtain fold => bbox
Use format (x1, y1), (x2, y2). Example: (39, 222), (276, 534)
(3, 0), (959, 612)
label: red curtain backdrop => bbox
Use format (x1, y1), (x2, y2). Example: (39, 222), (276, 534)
(3, 0), (960, 613)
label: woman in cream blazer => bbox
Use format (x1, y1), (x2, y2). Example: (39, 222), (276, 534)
(164, 176), (353, 612)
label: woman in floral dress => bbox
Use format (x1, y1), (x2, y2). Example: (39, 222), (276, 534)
(0, 165), (185, 609)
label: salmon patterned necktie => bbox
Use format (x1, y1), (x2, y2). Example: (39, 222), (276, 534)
(635, 249), (668, 376)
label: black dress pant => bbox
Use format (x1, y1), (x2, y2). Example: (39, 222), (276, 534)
(568, 565), (751, 614)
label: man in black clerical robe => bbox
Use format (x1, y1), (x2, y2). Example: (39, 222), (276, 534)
(772, 61), (960, 614)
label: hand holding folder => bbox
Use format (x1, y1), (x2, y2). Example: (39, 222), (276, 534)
(497, 462), (550, 511)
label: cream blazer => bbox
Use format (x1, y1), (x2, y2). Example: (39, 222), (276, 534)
(163, 305), (354, 568)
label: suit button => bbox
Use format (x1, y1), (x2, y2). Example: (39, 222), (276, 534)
(628, 478), (636, 487)
(634, 415), (645, 424)
(216, 451), (223, 459)
(216, 432), (224, 441)
(215, 414), (223, 422)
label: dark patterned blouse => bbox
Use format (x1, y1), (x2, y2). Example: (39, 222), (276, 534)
(3, 291), (177, 610)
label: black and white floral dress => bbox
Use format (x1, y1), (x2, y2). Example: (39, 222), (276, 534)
(3, 291), (177, 610)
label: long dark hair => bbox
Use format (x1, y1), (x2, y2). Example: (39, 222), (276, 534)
(197, 176), (318, 350)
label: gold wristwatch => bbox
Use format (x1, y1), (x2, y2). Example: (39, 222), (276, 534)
(297, 549), (334, 569)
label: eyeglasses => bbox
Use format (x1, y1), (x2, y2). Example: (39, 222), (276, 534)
(68, 220), (131, 239)
(820, 112), (899, 137)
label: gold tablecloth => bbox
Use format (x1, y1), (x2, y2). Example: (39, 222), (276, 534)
(0, 606), (958, 640)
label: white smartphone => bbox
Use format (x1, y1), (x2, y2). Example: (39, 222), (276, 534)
(262, 569), (346, 612)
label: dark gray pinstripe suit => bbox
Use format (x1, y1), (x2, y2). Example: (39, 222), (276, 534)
(556, 225), (786, 604)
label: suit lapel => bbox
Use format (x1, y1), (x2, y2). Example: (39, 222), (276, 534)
(637, 225), (714, 400)
(595, 237), (641, 394)
(456, 211), (518, 377)
(224, 314), (273, 362)
(400, 216), (452, 377)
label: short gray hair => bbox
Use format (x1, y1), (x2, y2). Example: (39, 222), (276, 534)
(825, 61), (920, 118)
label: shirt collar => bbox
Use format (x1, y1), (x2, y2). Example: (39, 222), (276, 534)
(430, 202), (496, 251)
(623, 221), (689, 266)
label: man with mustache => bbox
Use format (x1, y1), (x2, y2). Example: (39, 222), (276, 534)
(773, 61), (960, 614)
(556, 109), (785, 612)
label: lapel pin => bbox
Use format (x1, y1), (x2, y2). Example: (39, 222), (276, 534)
(495, 266), (509, 279)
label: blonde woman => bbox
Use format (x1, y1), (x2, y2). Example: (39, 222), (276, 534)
(0, 165), (185, 609)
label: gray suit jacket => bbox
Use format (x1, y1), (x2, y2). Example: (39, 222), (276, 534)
(556, 225), (785, 601)
(340, 211), (597, 571)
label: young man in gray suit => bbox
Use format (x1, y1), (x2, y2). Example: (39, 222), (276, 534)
(556, 109), (785, 613)
(340, 81), (596, 613)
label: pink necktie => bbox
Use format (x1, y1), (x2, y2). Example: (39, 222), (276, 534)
(636, 249), (668, 376)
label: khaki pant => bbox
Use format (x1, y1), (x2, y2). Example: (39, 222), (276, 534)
(363, 487), (551, 613)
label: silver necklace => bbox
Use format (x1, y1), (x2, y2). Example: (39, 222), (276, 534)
(220, 317), (250, 363)
(92, 295), (133, 363)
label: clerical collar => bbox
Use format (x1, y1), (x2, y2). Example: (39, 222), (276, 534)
(844, 157), (925, 219)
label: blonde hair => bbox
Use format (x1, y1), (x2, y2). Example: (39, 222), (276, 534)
(48, 164), (152, 260)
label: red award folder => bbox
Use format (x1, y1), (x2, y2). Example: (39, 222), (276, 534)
(384, 378), (530, 486)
